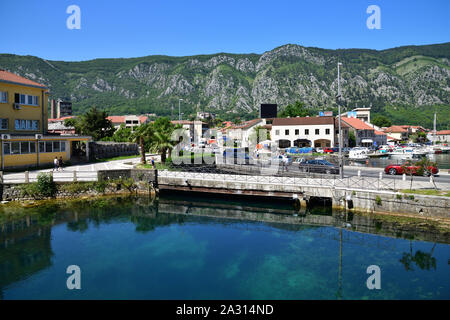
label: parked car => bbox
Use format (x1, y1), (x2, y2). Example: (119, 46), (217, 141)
(323, 147), (334, 153)
(297, 159), (339, 174)
(223, 148), (251, 164)
(384, 163), (439, 176)
(315, 147), (324, 153)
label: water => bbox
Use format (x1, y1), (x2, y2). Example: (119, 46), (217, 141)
(346, 154), (450, 169)
(0, 195), (449, 300)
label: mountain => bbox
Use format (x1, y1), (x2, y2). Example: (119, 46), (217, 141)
(0, 42), (449, 128)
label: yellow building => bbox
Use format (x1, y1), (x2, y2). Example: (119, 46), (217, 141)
(0, 69), (91, 170)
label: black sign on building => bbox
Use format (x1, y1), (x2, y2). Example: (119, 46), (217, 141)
(260, 104), (277, 119)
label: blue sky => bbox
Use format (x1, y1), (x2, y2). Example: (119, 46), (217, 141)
(0, 0), (448, 61)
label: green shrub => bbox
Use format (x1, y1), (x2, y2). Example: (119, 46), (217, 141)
(94, 180), (108, 194)
(409, 195), (415, 200)
(59, 182), (94, 193)
(37, 173), (57, 198)
(18, 183), (40, 199)
(375, 196), (382, 206)
(396, 194), (402, 200)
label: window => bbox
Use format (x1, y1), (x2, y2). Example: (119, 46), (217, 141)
(61, 142), (66, 152)
(33, 96), (39, 105)
(45, 141), (53, 153)
(0, 91), (7, 103)
(39, 142), (45, 152)
(305, 129), (309, 135)
(32, 120), (39, 130)
(0, 118), (8, 130)
(20, 142), (29, 154)
(26, 120), (32, 130)
(285, 129), (289, 135)
(20, 94), (25, 104)
(326, 129), (330, 135)
(53, 141), (60, 152)
(295, 129), (299, 135)
(30, 142), (36, 153)
(18, 94), (38, 106)
(3, 143), (10, 155)
(11, 142), (20, 154)
(315, 129), (320, 135)
(275, 130), (280, 135)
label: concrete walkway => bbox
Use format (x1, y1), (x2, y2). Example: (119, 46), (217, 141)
(2, 154), (159, 183)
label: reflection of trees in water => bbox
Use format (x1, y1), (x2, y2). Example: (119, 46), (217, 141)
(400, 241), (437, 271)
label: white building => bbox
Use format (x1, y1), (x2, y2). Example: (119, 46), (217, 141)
(225, 119), (265, 148)
(271, 116), (349, 148)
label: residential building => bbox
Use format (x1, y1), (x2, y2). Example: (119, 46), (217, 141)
(342, 117), (386, 147)
(345, 107), (371, 123)
(431, 130), (450, 143)
(383, 125), (411, 141)
(107, 115), (149, 131)
(225, 119), (265, 148)
(171, 120), (209, 144)
(0, 69), (91, 169)
(271, 116), (349, 148)
(196, 111), (216, 120)
(47, 116), (76, 135)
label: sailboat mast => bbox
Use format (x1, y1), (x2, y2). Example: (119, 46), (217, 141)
(433, 112), (436, 145)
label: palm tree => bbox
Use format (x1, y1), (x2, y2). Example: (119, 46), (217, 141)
(151, 130), (177, 164)
(130, 123), (152, 164)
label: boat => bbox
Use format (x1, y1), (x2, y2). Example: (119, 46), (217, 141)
(349, 149), (368, 161)
(388, 147), (426, 160)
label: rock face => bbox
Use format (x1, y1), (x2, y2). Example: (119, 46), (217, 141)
(0, 42), (449, 117)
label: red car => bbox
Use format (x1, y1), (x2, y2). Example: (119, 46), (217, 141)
(323, 147), (334, 153)
(384, 164), (439, 176)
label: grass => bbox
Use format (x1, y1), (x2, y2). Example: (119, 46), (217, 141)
(400, 189), (450, 197)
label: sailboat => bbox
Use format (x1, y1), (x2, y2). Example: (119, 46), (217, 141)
(426, 113), (443, 154)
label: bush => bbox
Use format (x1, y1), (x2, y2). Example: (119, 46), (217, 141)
(396, 194), (402, 200)
(375, 196), (382, 206)
(18, 183), (41, 199)
(94, 180), (108, 194)
(59, 182), (95, 193)
(37, 173), (57, 198)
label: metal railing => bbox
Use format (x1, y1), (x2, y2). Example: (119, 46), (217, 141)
(1, 170), (98, 184)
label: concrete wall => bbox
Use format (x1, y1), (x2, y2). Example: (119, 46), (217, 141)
(88, 141), (138, 161)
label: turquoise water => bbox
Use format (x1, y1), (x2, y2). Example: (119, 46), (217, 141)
(0, 196), (449, 300)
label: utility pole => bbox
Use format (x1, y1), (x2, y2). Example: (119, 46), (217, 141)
(178, 99), (183, 121)
(337, 62), (344, 179)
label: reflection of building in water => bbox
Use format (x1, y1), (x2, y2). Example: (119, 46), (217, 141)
(0, 219), (53, 297)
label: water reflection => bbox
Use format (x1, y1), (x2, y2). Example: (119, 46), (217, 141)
(0, 195), (449, 299)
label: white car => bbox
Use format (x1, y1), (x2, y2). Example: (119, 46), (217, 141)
(315, 147), (324, 153)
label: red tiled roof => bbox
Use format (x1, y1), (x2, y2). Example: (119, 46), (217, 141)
(230, 119), (262, 130)
(107, 116), (125, 123)
(273, 116), (335, 126)
(0, 69), (47, 88)
(384, 125), (408, 133)
(374, 130), (386, 136)
(48, 116), (75, 123)
(341, 117), (374, 130)
(436, 130), (450, 135)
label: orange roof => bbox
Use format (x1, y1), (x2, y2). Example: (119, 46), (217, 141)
(436, 130), (450, 135)
(384, 125), (408, 133)
(374, 130), (386, 136)
(0, 69), (47, 89)
(230, 119), (262, 130)
(341, 117), (374, 130)
(48, 116), (75, 122)
(107, 116), (126, 123)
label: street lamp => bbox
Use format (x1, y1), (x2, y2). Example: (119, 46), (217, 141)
(337, 62), (344, 179)
(178, 99), (183, 121)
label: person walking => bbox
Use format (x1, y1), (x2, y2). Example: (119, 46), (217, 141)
(58, 156), (64, 171)
(151, 157), (155, 169)
(53, 157), (59, 172)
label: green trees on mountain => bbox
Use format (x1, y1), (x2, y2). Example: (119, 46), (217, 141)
(371, 115), (392, 128)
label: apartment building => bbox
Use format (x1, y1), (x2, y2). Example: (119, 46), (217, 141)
(0, 69), (91, 169)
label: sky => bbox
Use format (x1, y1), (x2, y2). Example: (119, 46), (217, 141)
(0, 0), (449, 61)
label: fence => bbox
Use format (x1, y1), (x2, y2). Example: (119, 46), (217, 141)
(1, 170), (98, 184)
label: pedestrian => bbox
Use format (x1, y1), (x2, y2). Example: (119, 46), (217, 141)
(53, 157), (58, 172)
(58, 156), (64, 171)
(151, 157), (155, 169)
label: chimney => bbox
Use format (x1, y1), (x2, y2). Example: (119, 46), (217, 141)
(50, 99), (57, 119)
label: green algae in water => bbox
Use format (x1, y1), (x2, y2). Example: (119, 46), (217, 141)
(0, 196), (449, 300)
